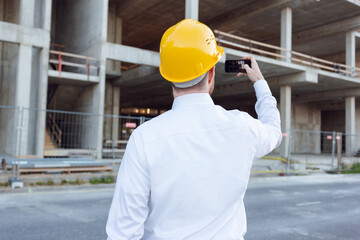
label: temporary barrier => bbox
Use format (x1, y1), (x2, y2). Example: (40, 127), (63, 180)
(1, 106), (359, 175)
(268, 129), (360, 174)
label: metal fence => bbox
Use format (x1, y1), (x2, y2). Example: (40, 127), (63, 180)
(102, 115), (149, 159)
(0, 106), (151, 161)
(268, 129), (360, 173)
(0, 106), (20, 158)
(1, 105), (360, 173)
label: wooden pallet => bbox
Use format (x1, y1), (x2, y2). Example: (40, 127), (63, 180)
(17, 166), (112, 175)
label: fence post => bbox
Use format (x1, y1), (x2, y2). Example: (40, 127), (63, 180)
(10, 106), (24, 185)
(286, 128), (292, 173)
(140, 116), (145, 125)
(306, 131), (310, 170)
(331, 131), (336, 170)
(336, 132), (342, 170)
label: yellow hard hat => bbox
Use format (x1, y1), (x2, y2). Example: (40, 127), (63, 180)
(159, 19), (224, 83)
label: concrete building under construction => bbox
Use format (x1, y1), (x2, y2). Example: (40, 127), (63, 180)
(0, 0), (360, 161)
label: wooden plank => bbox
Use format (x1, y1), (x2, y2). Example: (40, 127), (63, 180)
(216, 30), (359, 77)
(18, 155), (38, 159)
(103, 149), (125, 153)
(49, 50), (97, 61)
(50, 43), (66, 49)
(49, 59), (98, 69)
(219, 39), (289, 60)
(104, 140), (128, 144)
(215, 30), (288, 52)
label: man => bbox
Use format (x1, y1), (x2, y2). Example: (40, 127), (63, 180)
(106, 19), (282, 240)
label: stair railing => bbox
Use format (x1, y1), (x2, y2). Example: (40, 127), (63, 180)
(46, 112), (62, 148)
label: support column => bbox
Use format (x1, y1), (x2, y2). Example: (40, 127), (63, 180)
(346, 31), (356, 77)
(185, 0), (199, 20)
(106, 9), (122, 72)
(281, 7), (292, 63)
(280, 85), (291, 158)
(35, 0), (52, 157)
(15, 44), (32, 156)
(345, 96), (355, 156)
(114, 17), (122, 72)
(96, 0), (109, 159)
(112, 86), (120, 142)
(19, 0), (35, 27)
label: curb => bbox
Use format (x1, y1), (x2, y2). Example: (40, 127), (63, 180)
(249, 172), (360, 182)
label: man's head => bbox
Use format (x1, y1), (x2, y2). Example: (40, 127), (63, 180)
(159, 19), (223, 97)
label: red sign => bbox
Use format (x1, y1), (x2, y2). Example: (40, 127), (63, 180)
(327, 135), (332, 140)
(125, 122), (137, 128)
(282, 133), (288, 137)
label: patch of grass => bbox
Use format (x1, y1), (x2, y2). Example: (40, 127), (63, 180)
(46, 180), (55, 185)
(90, 176), (114, 185)
(35, 181), (44, 186)
(60, 179), (68, 185)
(68, 179), (86, 185)
(30, 183), (35, 186)
(340, 162), (360, 174)
(0, 182), (9, 187)
(59, 179), (85, 185)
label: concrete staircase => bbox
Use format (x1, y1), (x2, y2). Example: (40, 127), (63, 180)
(44, 129), (57, 149)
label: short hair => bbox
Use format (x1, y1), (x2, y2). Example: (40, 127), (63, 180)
(171, 71), (209, 92)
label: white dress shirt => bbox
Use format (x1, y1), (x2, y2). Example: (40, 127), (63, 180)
(106, 80), (282, 240)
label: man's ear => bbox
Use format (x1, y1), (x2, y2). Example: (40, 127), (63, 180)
(208, 67), (215, 84)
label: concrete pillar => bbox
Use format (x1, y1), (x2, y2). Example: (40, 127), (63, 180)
(346, 31), (356, 77)
(185, 0), (199, 20)
(345, 96), (355, 156)
(43, 0), (52, 31)
(19, 0), (35, 27)
(106, 6), (122, 72)
(114, 18), (122, 72)
(16, 44), (32, 156)
(281, 7), (292, 63)
(95, 0), (110, 159)
(0, 0), (4, 21)
(280, 85), (291, 157)
(0, 0), (3, 64)
(35, 0), (52, 157)
(112, 86), (120, 142)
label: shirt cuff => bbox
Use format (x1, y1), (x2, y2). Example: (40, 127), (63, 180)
(254, 79), (271, 99)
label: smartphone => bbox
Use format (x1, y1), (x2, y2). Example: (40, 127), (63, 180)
(225, 59), (251, 73)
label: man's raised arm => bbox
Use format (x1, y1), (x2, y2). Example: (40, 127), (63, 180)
(238, 56), (282, 158)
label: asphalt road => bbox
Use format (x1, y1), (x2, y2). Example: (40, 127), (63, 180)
(245, 175), (360, 240)
(0, 175), (359, 240)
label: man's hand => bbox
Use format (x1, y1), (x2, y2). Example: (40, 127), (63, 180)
(236, 56), (264, 83)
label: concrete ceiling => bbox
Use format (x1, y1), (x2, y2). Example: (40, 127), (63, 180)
(110, 0), (360, 56)
(107, 0), (360, 109)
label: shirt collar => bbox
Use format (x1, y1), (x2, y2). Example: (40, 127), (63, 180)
(172, 93), (215, 110)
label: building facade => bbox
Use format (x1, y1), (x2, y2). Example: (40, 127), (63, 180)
(0, 0), (359, 160)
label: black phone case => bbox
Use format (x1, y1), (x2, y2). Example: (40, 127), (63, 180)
(225, 60), (251, 73)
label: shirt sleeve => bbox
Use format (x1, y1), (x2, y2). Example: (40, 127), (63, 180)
(106, 131), (150, 240)
(253, 80), (282, 158)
